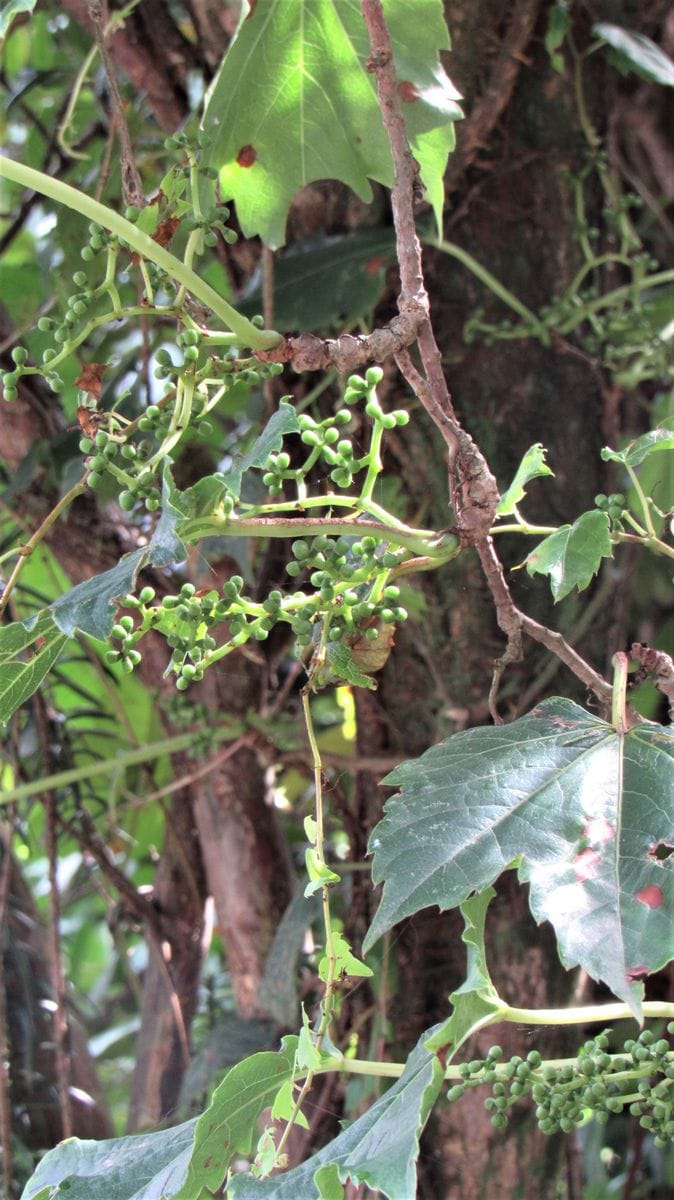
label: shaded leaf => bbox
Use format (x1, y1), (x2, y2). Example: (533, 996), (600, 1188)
(202, 0), (461, 247)
(323, 641), (377, 690)
(0, 612), (68, 725)
(496, 444), (554, 516)
(216, 400), (300, 500)
(229, 1030), (445, 1199)
(19, 1119), (196, 1200)
(601, 421), (674, 468)
(258, 890), (320, 1026)
(594, 23), (674, 87)
(526, 510), (612, 600)
(239, 229), (396, 332)
(365, 697), (674, 1015)
(174, 1037), (299, 1199)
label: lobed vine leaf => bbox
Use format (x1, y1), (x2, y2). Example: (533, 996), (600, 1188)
(19, 1119), (197, 1200)
(0, 612), (69, 726)
(216, 399), (300, 500)
(202, 0), (462, 247)
(594, 23), (674, 87)
(526, 509), (612, 600)
(496, 443), (554, 517)
(229, 1031), (445, 1199)
(365, 697), (674, 1016)
(425, 889), (505, 1058)
(173, 1036), (299, 1198)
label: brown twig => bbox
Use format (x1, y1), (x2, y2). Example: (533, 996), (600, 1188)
(520, 613), (613, 712)
(630, 642), (674, 721)
(88, 1), (144, 207)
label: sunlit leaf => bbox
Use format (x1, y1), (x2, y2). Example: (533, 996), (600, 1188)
(594, 23), (674, 87)
(202, 0), (462, 247)
(0, 613), (68, 726)
(496, 444), (554, 516)
(601, 421), (674, 468)
(365, 698), (674, 1016)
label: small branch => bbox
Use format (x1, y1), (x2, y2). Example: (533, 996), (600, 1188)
(519, 613), (613, 711)
(630, 642), (674, 721)
(88, 0), (144, 206)
(255, 306), (426, 373)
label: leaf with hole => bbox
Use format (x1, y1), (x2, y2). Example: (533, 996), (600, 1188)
(496, 443), (554, 517)
(365, 697), (674, 1016)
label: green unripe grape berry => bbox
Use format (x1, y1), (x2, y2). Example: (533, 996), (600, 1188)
(105, 650), (121, 665)
(361, 536), (377, 553)
(594, 494), (608, 508)
(363, 626), (379, 642)
(3, 386), (18, 402)
(301, 430), (321, 447)
(127, 649), (142, 666)
(88, 455), (106, 473)
(183, 345), (199, 362)
(297, 414), (316, 430)
(42, 348), (57, 363)
(181, 329), (199, 347)
(87, 471), (103, 489)
(323, 427), (339, 445)
(365, 399), (382, 420)
(322, 447), (339, 466)
(94, 429), (108, 449)
(383, 585), (400, 600)
(89, 235), (103, 252)
(121, 443), (136, 460)
(286, 561), (301, 577)
(331, 468), (352, 488)
(79, 437), (94, 454)
(72, 300), (88, 316)
(292, 540), (310, 560)
(48, 374), (64, 393)
(365, 366), (383, 386)
(11, 346), (28, 366)
(275, 452), (290, 470)
(139, 586), (156, 604)
(119, 491), (135, 511)
(119, 615), (134, 632)
(394, 410), (410, 426)
(112, 623), (128, 639)
(447, 1085), (464, 1102)
(347, 374), (366, 391)
(80, 246), (95, 261)
(381, 552), (399, 568)
(176, 676), (190, 690)
(381, 413), (397, 430)
(343, 389), (361, 405)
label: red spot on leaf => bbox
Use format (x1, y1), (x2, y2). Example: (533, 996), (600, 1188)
(365, 253), (388, 276)
(237, 144), (257, 168)
(626, 965), (649, 982)
(583, 817), (615, 844)
(434, 1044), (450, 1071)
(573, 848), (601, 881)
(635, 885), (664, 909)
(398, 80), (419, 102)
(152, 215), (180, 249)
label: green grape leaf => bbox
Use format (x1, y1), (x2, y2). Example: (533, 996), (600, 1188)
(496, 443), (554, 516)
(174, 1037), (299, 1199)
(323, 641), (377, 690)
(319, 930), (373, 981)
(216, 399), (300, 500)
(202, 0), (462, 247)
(0, 613), (69, 726)
(526, 510), (612, 601)
(51, 468), (188, 640)
(19, 1119), (197, 1200)
(601, 421), (674, 468)
(0, 0), (37, 41)
(365, 697), (674, 1017)
(239, 229), (396, 332)
(425, 889), (505, 1058)
(544, 1), (571, 72)
(594, 23), (674, 87)
(229, 1030), (445, 1199)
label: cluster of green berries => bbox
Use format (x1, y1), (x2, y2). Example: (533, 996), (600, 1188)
(106, 587), (157, 672)
(263, 408), (354, 492)
(80, 221), (114, 262)
(344, 367), (410, 428)
(1, 344), (29, 402)
(79, 423), (161, 511)
(594, 492), (626, 524)
(447, 1025), (674, 1141)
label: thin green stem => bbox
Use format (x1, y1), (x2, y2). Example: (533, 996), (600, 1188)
(0, 155), (281, 349)
(625, 463), (657, 539)
(0, 728), (239, 805)
(180, 514), (459, 560)
(430, 238), (549, 340)
(502, 1001), (674, 1026)
(0, 478), (87, 618)
(360, 419), (384, 502)
(611, 651), (629, 734)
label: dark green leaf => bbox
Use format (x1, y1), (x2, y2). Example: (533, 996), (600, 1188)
(258, 890), (320, 1026)
(601, 421), (674, 468)
(229, 1030), (445, 1199)
(526, 510), (612, 600)
(51, 547), (146, 639)
(324, 642), (377, 690)
(216, 399), (300, 500)
(174, 1037), (298, 1198)
(202, 0), (461, 247)
(545, 2), (571, 72)
(594, 23), (674, 87)
(239, 230), (396, 332)
(0, 613), (68, 725)
(365, 697), (674, 1015)
(19, 1119), (197, 1200)
(496, 444), (554, 516)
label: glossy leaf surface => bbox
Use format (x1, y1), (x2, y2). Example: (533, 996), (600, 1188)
(526, 510), (612, 600)
(202, 0), (461, 246)
(365, 698), (674, 1015)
